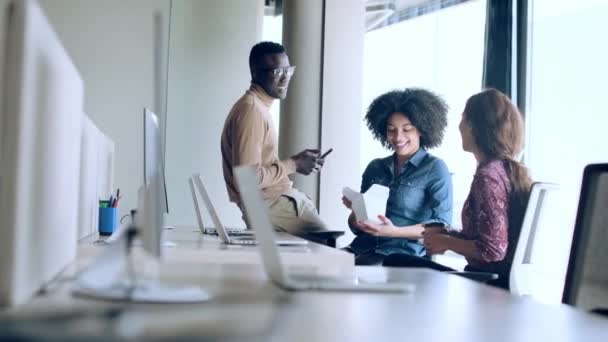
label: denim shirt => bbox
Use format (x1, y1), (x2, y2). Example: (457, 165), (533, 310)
(350, 149), (453, 256)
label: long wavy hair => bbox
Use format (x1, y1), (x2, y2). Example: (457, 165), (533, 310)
(464, 89), (532, 221)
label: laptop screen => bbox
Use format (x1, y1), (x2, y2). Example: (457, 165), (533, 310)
(192, 174), (231, 242)
(233, 166), (287, 283)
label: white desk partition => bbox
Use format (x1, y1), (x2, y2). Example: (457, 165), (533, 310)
(77, 115), (114, 240)
(0, 0), (83, 307)
(97, 130), (115, 215)
(78, 115), (99, 239)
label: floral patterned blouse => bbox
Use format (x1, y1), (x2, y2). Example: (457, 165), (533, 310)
(458, 159), (515, 276)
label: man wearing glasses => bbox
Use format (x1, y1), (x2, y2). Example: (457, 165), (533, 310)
(221, 41), (328, 236)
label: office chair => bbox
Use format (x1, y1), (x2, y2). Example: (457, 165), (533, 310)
(562, 164), (608, 317)
(447, 182), (559, 293)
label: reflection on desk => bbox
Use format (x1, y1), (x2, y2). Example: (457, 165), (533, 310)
(84, 226), (354, 277)
(161, 226), (354, 277)
(2, 265), (608, 341)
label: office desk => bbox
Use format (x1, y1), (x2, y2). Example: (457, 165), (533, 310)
(3, 262), (608, 341)
(148, 226), (353, 276)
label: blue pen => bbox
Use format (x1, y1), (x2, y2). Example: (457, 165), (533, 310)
(108, 195), (114, 207)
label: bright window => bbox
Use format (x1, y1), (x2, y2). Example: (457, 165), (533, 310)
(362, 0), (487, 226)
(262, 14), (283, 130)
(525, 0), (608, 303)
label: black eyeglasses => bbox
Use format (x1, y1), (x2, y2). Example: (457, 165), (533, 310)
(257, 65), (296, 78)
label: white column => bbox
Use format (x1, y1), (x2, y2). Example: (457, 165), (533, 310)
(281, 0), (364, 237)
(280, 0), (324, 204)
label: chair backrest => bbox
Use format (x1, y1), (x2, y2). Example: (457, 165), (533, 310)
(509, 181), (559, 295)
(562, 163), (608, 312)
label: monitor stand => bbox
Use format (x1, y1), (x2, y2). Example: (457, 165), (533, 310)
(73, 278), (210, 303)
(163, 213), (175, 230)
(105, 225), (177, 248)
(72, 226), (210, 303)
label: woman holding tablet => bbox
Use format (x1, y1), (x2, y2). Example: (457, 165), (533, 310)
(342, 88), (453, 265)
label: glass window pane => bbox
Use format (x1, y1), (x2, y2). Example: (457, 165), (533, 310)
(526, 0), (608, 303)
(262, 14), (283, 130)
(362, 0), (486, 226)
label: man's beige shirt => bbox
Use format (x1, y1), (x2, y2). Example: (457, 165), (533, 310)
(221, 84), (296, 204)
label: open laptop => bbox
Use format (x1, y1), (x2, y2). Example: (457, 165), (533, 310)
(233, 166), (415, 293)
(192, 173), (307, 246)
(188, 176), (253, 236)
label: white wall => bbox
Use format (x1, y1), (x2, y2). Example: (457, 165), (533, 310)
(165, 0), (264, 227)
(38, 0), (171, 215)
(12, 0), (270, 228)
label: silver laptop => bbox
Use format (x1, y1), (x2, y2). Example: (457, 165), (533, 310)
(188, 176), (253, 236)
(233, 166), (415, 293)
(192, 173), (307, 246)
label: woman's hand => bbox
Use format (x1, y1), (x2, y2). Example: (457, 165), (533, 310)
(358, 215), (398, 237)
(344, 197), (366, 233)
(423, 233), (450, 255)
(342, 196), (352, 209)
(422, 224), (448, 235)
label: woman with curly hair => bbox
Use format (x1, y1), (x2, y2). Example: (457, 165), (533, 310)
(342, 88), (453, 265)
(383, 89), (532, 289)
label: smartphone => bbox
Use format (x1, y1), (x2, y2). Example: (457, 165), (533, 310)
(320, 148), (333, 159)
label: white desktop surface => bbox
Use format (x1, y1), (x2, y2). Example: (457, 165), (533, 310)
(160, 226), (354, 276)
(3, 264), (608, 341)
(2, 228), (608, 341)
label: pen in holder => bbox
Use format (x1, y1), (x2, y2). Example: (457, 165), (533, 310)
(98, 204), (119, 236)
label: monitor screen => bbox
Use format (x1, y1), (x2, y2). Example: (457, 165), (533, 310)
(563, 164), (608, 312)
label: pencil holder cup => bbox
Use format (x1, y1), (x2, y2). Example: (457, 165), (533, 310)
(98, 207), (119, 236)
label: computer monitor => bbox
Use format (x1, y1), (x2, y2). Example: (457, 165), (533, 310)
(143, 107), (168, 214)
(72, 109), (208, 303)
(141, 108), (166, 258)
(0, 0), (84, 306)
(562, 164), (608, 314)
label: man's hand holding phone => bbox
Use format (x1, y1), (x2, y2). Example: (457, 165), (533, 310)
(320, 148), (333, 159)
(291, 149), (320, 175)
(314, 148), (333, 172)
(291, 148), (333, 175)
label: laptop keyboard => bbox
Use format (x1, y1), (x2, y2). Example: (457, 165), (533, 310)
(232, 239), (257, 245)
(203, 227), (254, 236)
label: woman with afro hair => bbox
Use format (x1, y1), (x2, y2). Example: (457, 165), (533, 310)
(342, 88), (453, 265)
